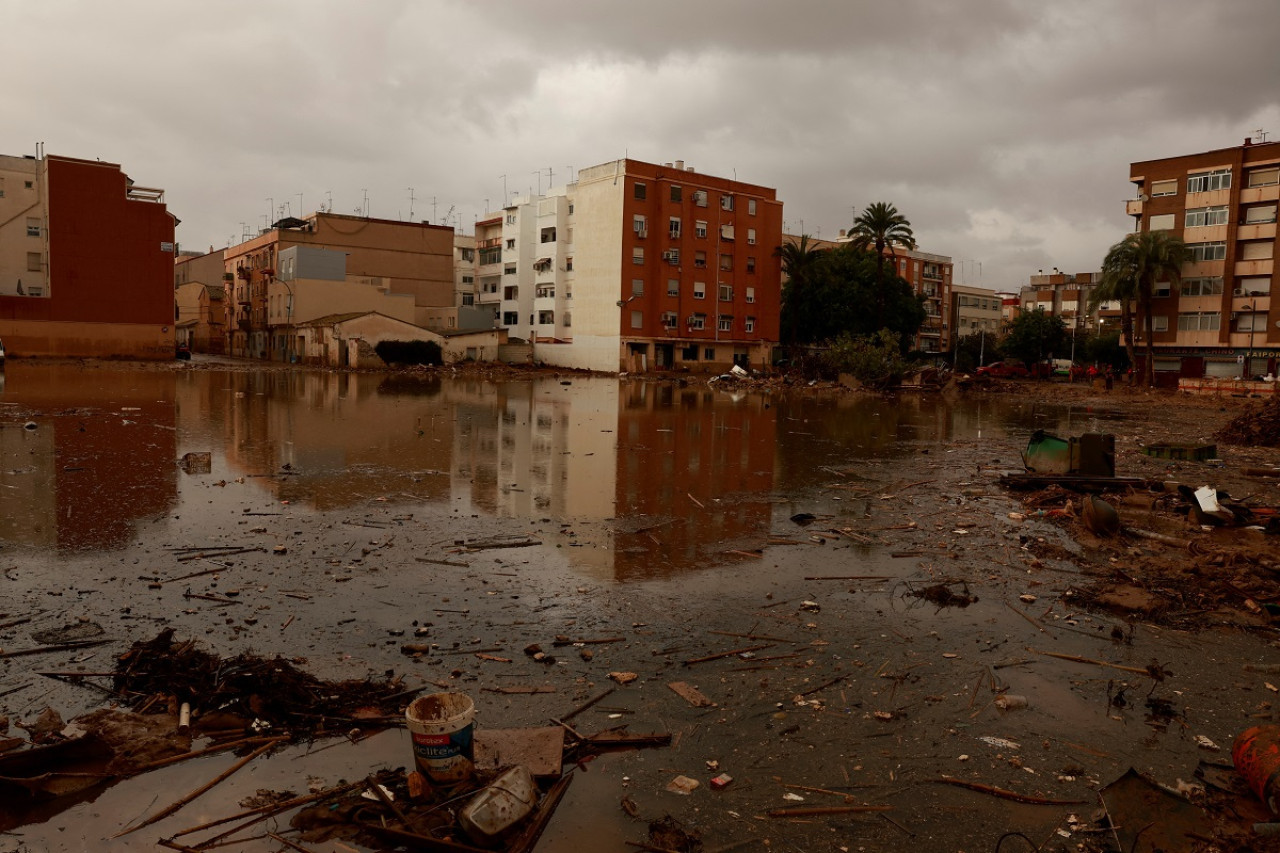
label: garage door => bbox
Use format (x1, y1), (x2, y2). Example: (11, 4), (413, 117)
(1204, 359), (1239, 378)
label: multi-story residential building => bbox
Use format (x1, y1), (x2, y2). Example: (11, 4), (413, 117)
(1126, 137), (1279, 379)
(1016, 269), (1123, 335)
(223, 212), (453, 359)
(0, 152), (176, 358)
(478, 158), (784, 373)
(951, 284), (1003, 340)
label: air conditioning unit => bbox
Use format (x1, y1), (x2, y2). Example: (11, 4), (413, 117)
(662, 250), (679, 262)
(686, 315), (698, 325)
(1234, 287), (1246, 296)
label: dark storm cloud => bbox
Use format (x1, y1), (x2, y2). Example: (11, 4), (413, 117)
(5, 0), (1279, 286)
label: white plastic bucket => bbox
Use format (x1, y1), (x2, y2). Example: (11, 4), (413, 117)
(406, 692), (476, 782)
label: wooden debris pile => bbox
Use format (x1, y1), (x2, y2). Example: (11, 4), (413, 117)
(1216, 395), (1280, 447)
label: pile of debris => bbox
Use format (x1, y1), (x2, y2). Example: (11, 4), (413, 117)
(112, 628), (409, 734)
(1216, 395), (1280, 447)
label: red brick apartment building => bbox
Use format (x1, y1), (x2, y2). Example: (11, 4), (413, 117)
(0, 153), (176, 358)
(497, 158), (783, 373)
(1127, 137), (1279, 380)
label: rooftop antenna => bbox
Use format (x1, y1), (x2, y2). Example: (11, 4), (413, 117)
(1256, 128), (1270, 143)
(325, 190), (333, 213)
(362, 188), (369, 217)
(484, 198), (489, 214)
(407, 187), (415, 220)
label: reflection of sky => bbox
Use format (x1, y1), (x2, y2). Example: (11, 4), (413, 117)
(0, 364), (1128, 569)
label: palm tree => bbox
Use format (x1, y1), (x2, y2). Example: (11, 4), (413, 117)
(1093, 230), (1190, 387)
(847, 202), (917, 328)
(775, 235), (827, 346)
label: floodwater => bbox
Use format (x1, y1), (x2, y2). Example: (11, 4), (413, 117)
(0, 361), (1263, 852)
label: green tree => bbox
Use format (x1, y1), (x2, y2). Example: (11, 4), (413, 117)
(846, 202), (917, 328)
(951, 330), (989, 373)
(1092, 231), (1190, 387)
(1000, 308), (1066, 371)
(775, 235), (828, 347)
(1080, 330), (1129, 373)
(821, 329), (911, 389)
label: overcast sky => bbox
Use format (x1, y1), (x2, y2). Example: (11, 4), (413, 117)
(7, 0), (1280, 291)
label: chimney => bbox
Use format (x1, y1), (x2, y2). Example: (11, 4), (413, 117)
(1244, 137), (1253, 146)
(675, 160), (684, 171)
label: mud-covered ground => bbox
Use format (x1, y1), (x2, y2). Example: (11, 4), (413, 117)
(2, 367), (1280, 853)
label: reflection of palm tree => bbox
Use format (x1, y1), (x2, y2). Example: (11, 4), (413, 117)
(774, 235), (826, 345)
(847, 202), (916, 328)
(1093, 230), (1189, 387)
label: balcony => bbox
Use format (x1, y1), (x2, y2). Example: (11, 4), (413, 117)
(1125, 198), (1144, 217)
(1237, 222), (1277, 241)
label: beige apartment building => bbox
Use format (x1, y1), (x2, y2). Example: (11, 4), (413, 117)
(951, 284), (1003, 339)
(1127, 137), (1279, 380)
(224, 212), (453, 360)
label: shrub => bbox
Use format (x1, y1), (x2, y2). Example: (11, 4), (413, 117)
(820, 329), (909, 389)
(374, 339), (442, 366)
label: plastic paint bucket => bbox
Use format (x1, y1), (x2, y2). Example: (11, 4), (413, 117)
(406, 692), (476, 782)
(1233, 725), (1280, 813)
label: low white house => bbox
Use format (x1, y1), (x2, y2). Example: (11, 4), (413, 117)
(297, 312), (506, 367)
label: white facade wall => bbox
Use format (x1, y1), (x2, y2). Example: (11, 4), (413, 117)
(267, 279), (416, 325)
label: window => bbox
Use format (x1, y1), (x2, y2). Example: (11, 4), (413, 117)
(506, 214), (516, 225)
(480, 246), (502, 265)
(504, 285), (519, 300)
(24, 181), (32, 189)
(704, 347), (715, 360)
(661, 311), (678, 328)
(669, 217), (681, 238)
(1150, 316), (1169, 332)
(1237, 276), (1271, 295)
(538, 310), (555, 324)
(632, 279), (644, 297)
(745, 316), (755, 332)
(1184, 206), (1228, 228)
(1187, 241), (1226, 262)
(634, 182), (646, 200)
(633, 215), (647, 237)
(747, 228), (756, 245)
(1180, 276), (1223, 296)
(462, 275), (474, 284)
(460, 248), (475, 261)
(693, 191), (708, 207)
(1187, 169), (1231, 194)
(1245, 204), (1277, 224)
(720, 194), (734, 211)
(694, 250), (707, 268)
(26, 252), (41, 271)
(720, 224), (735, 241)
(1248, 168), (1279, 188)
(718, 315), (732, 332)
(689, 313), (705, 330)
(695, 221), (707, 238)
(746, 286), (755, 303)
(670, 186), (682, 203)
(506, 238), (516, 249)
(504, 263), (517, 275)
(1153, 281), (1171, 297)
(667, 279), (679, 297)
(748, 199), (757, 215)
(26, 218), (40, 237)
(1148, 213), (1175, 231)
(1150, 179), (1177, 197)
(693, 281), (706, 299)
(462, 293), (475, 306)
(565, 256), (573, 271)
(682, 345), (699, 360)
(1177, 312), (1221, 331)
(663, 249), (680, 265)
(1240, 241), (1273, 261)
(746, 257), (756, 273)
(503, 311), (519, 325)
(1237, 312), (1265, 332)
(633, 247), (645, 265)
(718, 284), (733, 301)
(536, 285), (555, 298)
(541, 227), (557, 243)
(564, 312), (572, 327)
(719, 254), (733, 271)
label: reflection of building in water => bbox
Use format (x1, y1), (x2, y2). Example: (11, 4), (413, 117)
(0, 364), (176, 551)
(217, 371), (458, 510)
(609, 382), (776, 580)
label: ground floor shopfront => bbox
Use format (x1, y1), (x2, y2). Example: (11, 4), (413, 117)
(1138, 346), (1279, 388)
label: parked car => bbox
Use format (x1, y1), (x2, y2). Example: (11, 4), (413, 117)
(975, 360), (1030, 379)
(175, 343), (191, 361)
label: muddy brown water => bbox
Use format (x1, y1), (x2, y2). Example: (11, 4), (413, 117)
(0, 361), (1274, 852)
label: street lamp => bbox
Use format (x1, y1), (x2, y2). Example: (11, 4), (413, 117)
(1243, 301), (1257, 380)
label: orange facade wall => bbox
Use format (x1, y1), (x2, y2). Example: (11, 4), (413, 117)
(619, 162), (783, 345)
